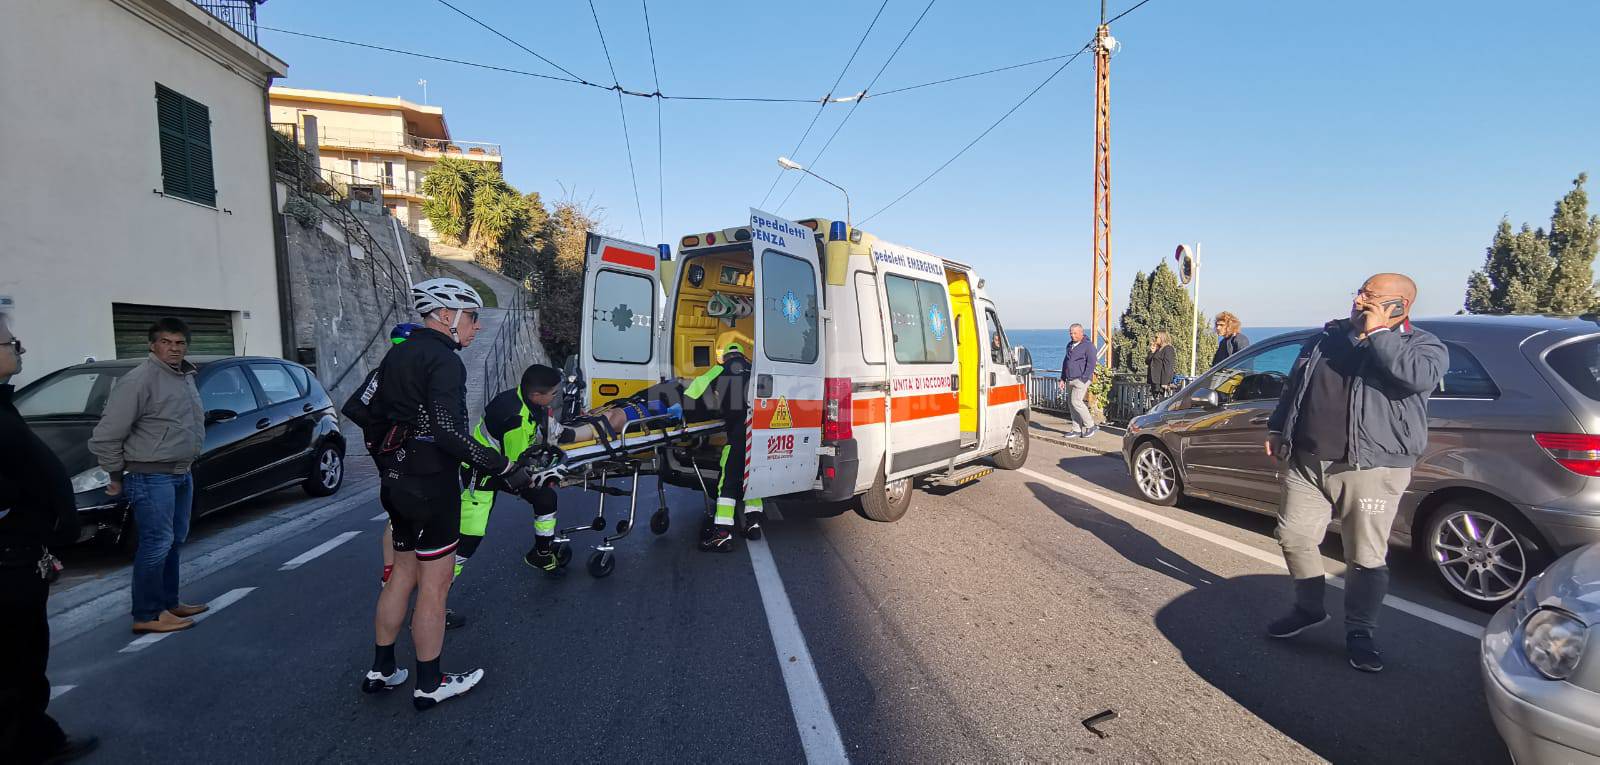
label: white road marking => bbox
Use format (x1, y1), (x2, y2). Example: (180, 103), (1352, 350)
(119, 587), (256, 653)
(279, 531), (363, 571)
(746, 537), (850, 764)
(1018, 468), (1485, 639)
(371, 512), (389, 522)
(50, 685), (76, 700)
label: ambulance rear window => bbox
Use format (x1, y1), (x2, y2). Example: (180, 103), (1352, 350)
(591, 269), (654, 364)
(760, 250), (819, 364)
(885, 274), (955, 364)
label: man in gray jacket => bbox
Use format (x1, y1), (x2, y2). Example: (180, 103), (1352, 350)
(1263, 273), (1447, 672)
(89, 318), (209, 634)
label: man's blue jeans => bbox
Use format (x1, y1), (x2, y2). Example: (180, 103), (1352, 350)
(125, 472), (194, 622)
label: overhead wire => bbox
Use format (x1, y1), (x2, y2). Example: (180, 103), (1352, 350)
(435, 0), (592, 84)
(257, 27), (817, 103)
(641, 0), (665, 243)
(587, 0), (648, 241)
(859, 43), (1092, 225)
(776, 0), (938, 213)
(757, 0), (892, 208)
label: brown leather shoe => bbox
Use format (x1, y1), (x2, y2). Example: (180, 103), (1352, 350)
(168, 602), (209, 618)
(131, 611), (194, 634)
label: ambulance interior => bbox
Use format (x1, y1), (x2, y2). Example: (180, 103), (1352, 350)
(667, 246), (756, 463)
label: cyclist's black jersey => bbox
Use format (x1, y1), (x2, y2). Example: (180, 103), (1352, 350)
(372, 327), (507, 476)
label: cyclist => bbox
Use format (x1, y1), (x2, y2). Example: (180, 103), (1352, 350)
(359, 278), (533, 711)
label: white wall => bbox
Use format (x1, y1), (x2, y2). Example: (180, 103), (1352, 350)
(0, 0), (287, 385)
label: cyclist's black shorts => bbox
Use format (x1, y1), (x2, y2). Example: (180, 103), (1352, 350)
(383, 472), (461, 561)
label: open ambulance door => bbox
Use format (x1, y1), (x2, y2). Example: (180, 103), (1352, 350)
(745, 209), (825, 499)
(579, 233), (665, 409)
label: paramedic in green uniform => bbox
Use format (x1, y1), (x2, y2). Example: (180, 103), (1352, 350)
(687, 342), (764, 551)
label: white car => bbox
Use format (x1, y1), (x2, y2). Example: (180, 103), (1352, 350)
(1482, 543), (1600, 763)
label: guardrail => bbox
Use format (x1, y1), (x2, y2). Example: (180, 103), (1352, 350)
(482, 282), (544, 401)
(192, 0), (259, 43)
(1027, 372), (1175, 425)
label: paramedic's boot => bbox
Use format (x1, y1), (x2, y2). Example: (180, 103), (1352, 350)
(523, 542), (566, 578)
(743, 509), (766, 541)
(699, 527), (735, 553)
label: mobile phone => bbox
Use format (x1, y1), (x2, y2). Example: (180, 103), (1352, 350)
(1381, 298), (1406, 318)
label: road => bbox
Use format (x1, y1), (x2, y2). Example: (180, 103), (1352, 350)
(42, 427), (1508, 763)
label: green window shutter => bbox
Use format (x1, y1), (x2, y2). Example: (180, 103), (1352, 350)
(154, 83), (216, 206)
(156, 84), (190, 200)
(183, 96), (215, 206)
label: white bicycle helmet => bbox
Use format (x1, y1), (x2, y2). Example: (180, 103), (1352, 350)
(411, 278), (484, 316)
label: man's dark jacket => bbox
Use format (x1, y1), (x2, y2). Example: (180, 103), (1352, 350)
(1267, 319), (1447, 469)
(0, 385), (78, 547)
(1062, 338), (1096, 383)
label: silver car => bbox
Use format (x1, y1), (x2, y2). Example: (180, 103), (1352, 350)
(1482, 543), (1600, 764)
(1122, 315), (1600, 609)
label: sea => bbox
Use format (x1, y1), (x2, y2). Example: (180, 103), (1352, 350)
(1009, 326), (1313, 376)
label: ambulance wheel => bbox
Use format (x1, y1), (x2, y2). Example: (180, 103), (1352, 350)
(991, 415), (1030, 470)
(588, 550), (616, 578)
(856, 466), (912, 523)
(554, 542), (573, 568)
(650, 508), (671, 535)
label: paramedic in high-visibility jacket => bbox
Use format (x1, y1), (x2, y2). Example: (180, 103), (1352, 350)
(457, 365), (574, 577)
(687, 342), (763, 552)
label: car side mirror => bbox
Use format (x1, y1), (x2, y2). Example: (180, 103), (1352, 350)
(1188, 389), (1221, 410)
(205, 409), (238, 425)
(1013, 346), (1033, 375)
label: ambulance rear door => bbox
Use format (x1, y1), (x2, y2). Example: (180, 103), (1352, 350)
(579, 233), (665, 409)
(746, 209), (825, 499)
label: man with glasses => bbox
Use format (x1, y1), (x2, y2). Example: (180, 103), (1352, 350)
(0, 313), (98, 762)
(360, 278), (535, 711)
(1263, 273), (1446, 672)
(89, 318), (209, 635)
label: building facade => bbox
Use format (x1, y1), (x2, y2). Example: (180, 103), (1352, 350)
(0, 0), (289, 385)
(267, 87), (503, 241)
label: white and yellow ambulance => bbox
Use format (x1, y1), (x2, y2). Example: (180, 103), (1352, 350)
(575, 209), (1034, 521)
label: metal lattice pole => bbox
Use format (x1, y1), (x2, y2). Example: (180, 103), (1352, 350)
(1091, 24), (1114, 369)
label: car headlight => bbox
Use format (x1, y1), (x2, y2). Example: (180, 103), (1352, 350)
(71, 467), (110, 494)
(1523, 607), (1589, 680)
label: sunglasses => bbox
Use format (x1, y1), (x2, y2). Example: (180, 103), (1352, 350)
(2, 338), (21, 356)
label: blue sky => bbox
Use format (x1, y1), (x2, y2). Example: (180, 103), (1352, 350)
(259, 0), (1599, 330)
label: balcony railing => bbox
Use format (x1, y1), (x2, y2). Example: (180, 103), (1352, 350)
(192, 1), (261, 43)
(310, 125), (501, 158)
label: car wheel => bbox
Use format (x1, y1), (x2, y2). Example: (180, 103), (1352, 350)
(1130, 440), (1182, 507)
(303, 443), (344, 497)
(1423, 499), (1551, 611)
(856, 465), (913, 522)
(991, 415), (1030, 470)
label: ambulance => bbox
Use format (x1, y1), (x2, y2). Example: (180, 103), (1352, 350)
(574, 209), (1035, 521)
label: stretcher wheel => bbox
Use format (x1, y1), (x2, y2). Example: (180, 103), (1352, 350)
(650, 509), (670, 535)
(588, 550), (615, 578)
(590, 517), (607, 532)
(554, 542), (573, 568)
(616, 519), (631, 535)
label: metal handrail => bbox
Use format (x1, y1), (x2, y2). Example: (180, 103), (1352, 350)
(191, 1), (259, 43)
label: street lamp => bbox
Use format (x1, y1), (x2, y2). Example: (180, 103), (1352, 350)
(776, 156), (850, 233)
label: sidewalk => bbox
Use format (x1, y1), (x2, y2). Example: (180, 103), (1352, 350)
(1028, 409), (1124, 458)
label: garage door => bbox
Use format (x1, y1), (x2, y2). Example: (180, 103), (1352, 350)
(112, 303), (236, 359)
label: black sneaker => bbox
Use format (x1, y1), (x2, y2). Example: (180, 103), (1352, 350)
(43, 735), (100, 764)
(1083, 426), (1099, 438)
(699, 527), (735, 552)
(524, 547), (566, 578)
(361, 667), (409, 694)
(413, 669), (484, 711)
(1347, 631), (1383, 673)
(1267, 607), (1329, 639)
(743, 510), (765, 541)
(444, 609), (465, 630)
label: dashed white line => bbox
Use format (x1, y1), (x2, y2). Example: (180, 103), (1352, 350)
(279, 531), (363, 571)
(371, 512), (389, 522)
(746, 537), (849, 764)
(1017, 467), (1485, 639)
(119, 587), (256, 653)
(50, 685), (76, 700)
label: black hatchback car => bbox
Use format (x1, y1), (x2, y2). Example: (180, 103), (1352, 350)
(15, 356), (345, 546)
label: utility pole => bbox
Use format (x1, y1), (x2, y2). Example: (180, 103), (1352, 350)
(1090, 5), (1115, 369)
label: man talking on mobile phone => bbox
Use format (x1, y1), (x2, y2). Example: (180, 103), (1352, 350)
(1262, 273), (1447, 673)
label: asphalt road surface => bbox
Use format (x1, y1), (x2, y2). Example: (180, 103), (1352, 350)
(42, 431), (1507, 763)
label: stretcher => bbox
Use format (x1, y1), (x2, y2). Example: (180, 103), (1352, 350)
(521, 410), (726, 578)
